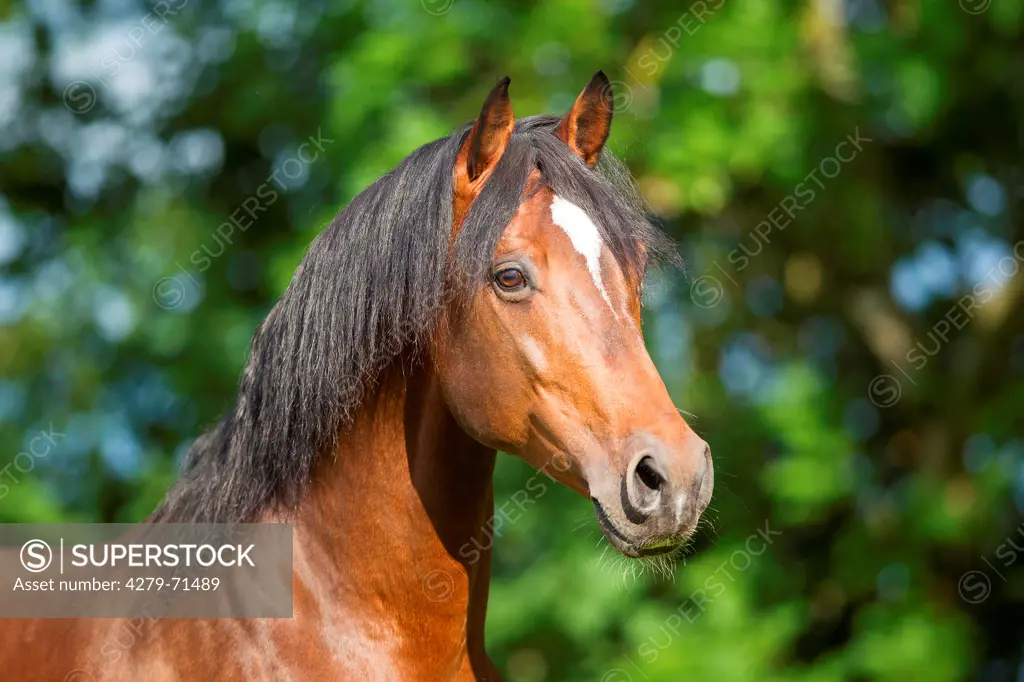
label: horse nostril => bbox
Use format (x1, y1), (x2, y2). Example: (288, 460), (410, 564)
(634, 455), (665, 492)
(624, 452), (669, 521)
(623, 445), (672, 522)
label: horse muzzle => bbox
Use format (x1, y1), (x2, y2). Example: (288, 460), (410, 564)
(589, 431), (713, 557)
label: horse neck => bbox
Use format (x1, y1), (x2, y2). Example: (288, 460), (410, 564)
(289, 361), (497, 654)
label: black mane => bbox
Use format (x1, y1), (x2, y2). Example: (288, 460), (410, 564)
(153, 115), (677, 522)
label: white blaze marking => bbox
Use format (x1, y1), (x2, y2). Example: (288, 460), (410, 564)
(550, 195), (615, 313)
(519, 335), (547, 373)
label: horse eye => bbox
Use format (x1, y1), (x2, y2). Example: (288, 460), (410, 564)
(494, 267), (527, 291)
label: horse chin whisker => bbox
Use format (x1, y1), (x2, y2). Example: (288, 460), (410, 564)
(572, 514), (595, 533)
(592, 527), (692, 587)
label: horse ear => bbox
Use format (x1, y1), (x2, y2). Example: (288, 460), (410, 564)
(457, 76), (514, 185)
(555, 71), (614, 167)
(454, 77), (514, 226)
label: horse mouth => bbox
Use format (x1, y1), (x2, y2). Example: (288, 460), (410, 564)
(592, 498), (687, 558)
(636, 538), (684, 556)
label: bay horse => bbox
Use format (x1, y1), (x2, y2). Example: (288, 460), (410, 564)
(2, 72), (713, 681)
